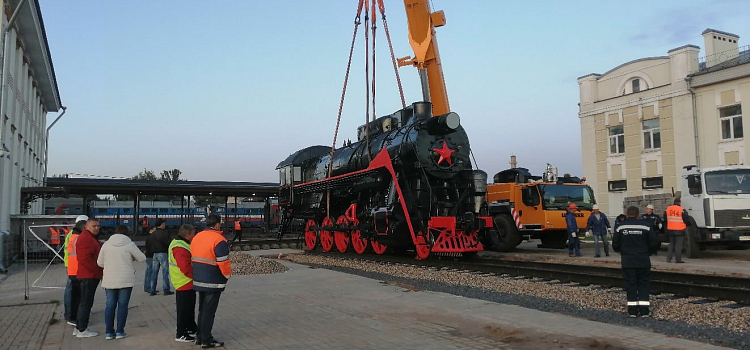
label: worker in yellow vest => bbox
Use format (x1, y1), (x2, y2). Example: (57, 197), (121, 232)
(169, 224), (199, 343)
(663, 198), (690, 263)
(63, 215), (88, 327)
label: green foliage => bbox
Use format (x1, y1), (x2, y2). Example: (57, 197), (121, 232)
(114, 168), (185, 201)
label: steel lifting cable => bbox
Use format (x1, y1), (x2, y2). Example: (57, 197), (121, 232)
(364, 1), (372, 162)
(328, 0), (365, 215)
(376, 0), (406, 109)
(370, 0), (377, 124)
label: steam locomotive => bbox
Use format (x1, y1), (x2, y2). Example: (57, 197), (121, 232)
(277, 102), (492, 259)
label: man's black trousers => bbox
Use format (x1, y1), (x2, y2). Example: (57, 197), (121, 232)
(622, 268), (650, 316)
(76, 278), (100, 332)
(176, 290), (197, 337)
(197, 291), (222, 343)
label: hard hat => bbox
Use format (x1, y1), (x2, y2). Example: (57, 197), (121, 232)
(75, 215), (89, 223)
(592, 204), (599, 210)
(646, 204), (654, 210)
(568, 203), (578, 210)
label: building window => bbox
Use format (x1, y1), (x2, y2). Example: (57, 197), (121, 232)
(720, 105), (743, 140)
(609, 126), (624, 154)
(642, 176), (663, 189)
(642, 119), (661, 150)
(608, 180), (627, 192)
(632, 79), (640, 93)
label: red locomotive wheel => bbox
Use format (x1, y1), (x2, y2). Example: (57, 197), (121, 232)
(320, 217), (334, 252)
(371, 240), (387, 255)
(334, 215), (351, 253)
(351, 228), (368, 254)
(414, 233), (431, 260)
(304, 219), (318, 251)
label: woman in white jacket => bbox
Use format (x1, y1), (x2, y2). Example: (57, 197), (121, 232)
(97, 226), (147, 339)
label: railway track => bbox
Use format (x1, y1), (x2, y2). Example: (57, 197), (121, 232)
(304, 251), (750, 305)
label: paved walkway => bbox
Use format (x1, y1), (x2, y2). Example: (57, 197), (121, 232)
(0, 250), (736, 350)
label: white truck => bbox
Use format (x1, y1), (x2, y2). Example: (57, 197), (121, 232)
(681, 164), (750, 257)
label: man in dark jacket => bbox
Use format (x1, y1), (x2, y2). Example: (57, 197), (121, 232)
(150, 219), (174, 296)
(75, 218), (104, 337)
(640, 204), (663, 256)
(613, 206), (660, 318)
(585, 204), (611, 257)
(565, 203), (581, 257)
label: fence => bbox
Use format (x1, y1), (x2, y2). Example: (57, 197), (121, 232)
(7, 215), (78, 299)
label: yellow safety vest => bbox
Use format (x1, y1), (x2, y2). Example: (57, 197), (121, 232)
(168, 239), (192, 290)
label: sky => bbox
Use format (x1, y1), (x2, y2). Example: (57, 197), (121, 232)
(40, 0), (750, 183)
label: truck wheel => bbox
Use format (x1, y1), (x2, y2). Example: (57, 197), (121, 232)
(489, 215), (521, 252)
(685, 226), (701, 258)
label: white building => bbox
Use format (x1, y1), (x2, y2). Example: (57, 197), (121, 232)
(0, 0), (62, 230)
(578, 29), (749, 216)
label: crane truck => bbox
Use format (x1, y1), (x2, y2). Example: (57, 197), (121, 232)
(485, 164), (594, 251)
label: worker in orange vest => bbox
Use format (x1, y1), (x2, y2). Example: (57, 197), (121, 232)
(232, 218), (243, 245)
(191, 214), (231, 348)
(663, 198), (690, 263)
(63, 215), (88, 327)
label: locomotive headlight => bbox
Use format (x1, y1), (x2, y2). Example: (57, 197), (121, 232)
(439, 112), (460, 130)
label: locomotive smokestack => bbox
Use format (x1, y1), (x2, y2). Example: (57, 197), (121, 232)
(510, 155), (517, 169)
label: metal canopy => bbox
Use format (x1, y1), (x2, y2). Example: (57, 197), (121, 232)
(38, 177), (280, 196)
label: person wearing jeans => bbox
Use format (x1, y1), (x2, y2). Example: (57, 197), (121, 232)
(585, 204), (611, 258)
(97, 226), (147, 339)
(150, 219), (174, 296)
(144, 226), (156, 293)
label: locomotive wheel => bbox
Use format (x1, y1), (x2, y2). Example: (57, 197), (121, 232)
(351, 228), (368, 254)
(334, 215), (351, 253)
(304, 219), (318, 250)
(414, 234), (431, 260)
(371, 239), (388, 255)
(320, 217), (334, 252)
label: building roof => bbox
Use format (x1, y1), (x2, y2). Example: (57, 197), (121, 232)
(702, 28), (740, 38)
(691, 48), (750, 77)
(8, 0), (61, 112)
(577, 56), (668, 81)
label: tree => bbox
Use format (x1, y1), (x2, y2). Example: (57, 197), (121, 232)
(133, 169), (158, 181)
(161, 169), (182, 181)
(114, 168), (184, 201)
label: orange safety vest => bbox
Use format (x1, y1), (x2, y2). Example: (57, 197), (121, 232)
(49, 227), (61, 245)
(665, 205), (687, 231)
(66, 233), (80, 276)
(191, 229), (232, 292)
(234, 220), (241, 231)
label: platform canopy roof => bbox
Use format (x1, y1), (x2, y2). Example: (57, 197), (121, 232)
(33, 177), (280, 197)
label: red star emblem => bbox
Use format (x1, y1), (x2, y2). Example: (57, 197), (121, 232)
(434, 140), (455, 166)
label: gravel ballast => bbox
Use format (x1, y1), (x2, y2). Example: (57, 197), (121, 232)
(230, 252), (288, 275)
(284, 253), (750, 349)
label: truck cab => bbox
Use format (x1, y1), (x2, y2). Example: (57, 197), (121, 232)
(681, 164), (750, 256)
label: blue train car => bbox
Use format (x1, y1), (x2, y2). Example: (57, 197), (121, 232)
(91, 200), (207, 231)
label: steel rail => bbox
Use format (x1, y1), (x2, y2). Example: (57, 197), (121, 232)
(303, 251), (750, 305)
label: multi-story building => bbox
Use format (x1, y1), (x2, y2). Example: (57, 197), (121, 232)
(0, 0), (62, 231)
(578, 29), (748, 216)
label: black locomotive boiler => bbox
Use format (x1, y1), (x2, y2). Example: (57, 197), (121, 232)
(277, 102), (492, 259)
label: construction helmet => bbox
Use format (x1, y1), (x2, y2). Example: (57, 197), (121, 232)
(568, 203), (578, 210)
